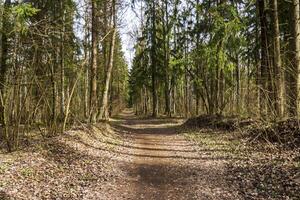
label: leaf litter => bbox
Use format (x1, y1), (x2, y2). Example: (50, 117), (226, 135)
(0, 113), (299, 199)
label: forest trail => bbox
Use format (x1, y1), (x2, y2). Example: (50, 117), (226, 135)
(1, 109), (298, 199)
(110, 110), (239, 200)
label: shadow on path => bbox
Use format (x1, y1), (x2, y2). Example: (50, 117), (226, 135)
(110, 109), (240, 200)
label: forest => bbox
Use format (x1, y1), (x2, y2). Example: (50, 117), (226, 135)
(0, 0), (299, 199)
(129, 0), (299, 119)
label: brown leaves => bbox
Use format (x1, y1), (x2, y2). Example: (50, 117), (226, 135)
(0, 123), (125, 200)
(185, 124), (300, 199)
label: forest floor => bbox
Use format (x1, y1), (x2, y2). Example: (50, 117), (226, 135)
(0, 109), (299, 199)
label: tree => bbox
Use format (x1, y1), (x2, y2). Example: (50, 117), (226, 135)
(270, 0), (284, 118)
(286, 0), (300, 117)
(90, 0), (99, 123)
(257, 0), (270, 117)
(98, 0), (117, 120)
(0, 0), (11, 151)
(150, 0), (158, 117)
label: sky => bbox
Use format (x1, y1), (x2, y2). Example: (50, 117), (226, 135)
(74, 0), (139, 69)
(118, 0), (140, 69)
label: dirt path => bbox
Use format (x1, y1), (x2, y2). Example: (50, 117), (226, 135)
(1, 110), (298, 199)
(111, 110), (240, 200)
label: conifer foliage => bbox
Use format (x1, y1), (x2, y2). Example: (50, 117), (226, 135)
(129, 0), (300, 120)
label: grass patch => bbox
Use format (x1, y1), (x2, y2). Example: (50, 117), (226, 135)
(0, 162), (12, 174)
(183, 128), (245, 158)
(79, 172), (97, 182)
(20, 167), (35, 178)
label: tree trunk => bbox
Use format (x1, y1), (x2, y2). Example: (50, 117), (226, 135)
(0, 0), (11, 151)
(50, 63), (57, 132)
(235, 55), (240, 113)
(83, 8), (89, 119)
(151, 0), (158, 117)
(60, 0), (65, 119)
(163, 0), (171, 117)
(90, 0), (98, 123)
(258, 0), (269, 117)
(195, 0), (201, 115)
(98, 0), (117, 121)
(254, 8), (261, 115)
(286, 0), (300, 117)
(270, 0), (284, 118)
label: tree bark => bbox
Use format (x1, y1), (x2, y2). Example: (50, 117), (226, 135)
(60, 0), (65, 119)
(90, 0), (98, 123)
(235, 55), (240, 113)
(286, 0), (300, 117)
(0, 0), (11, 151)
(163, 0), (171, 117)
(98, 0), (117, 121)
(270, 0), (284, 118)
(258, 0), (269, 117)
(151, 0), (158, 117)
